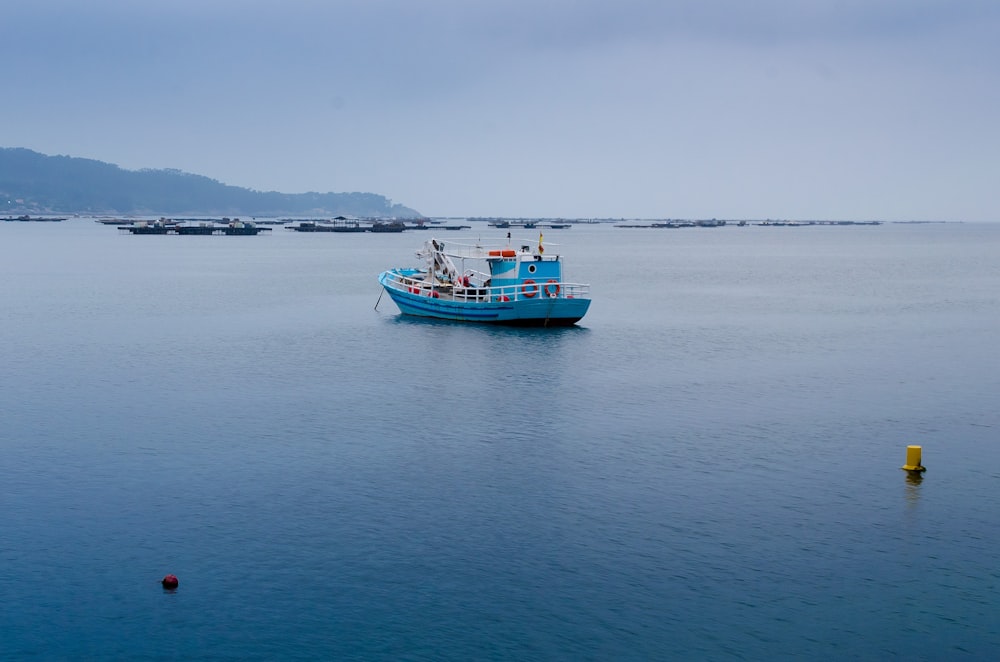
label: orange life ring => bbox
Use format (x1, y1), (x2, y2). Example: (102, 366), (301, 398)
(521, 279), (538, 298)
(544, 280), (560, 297)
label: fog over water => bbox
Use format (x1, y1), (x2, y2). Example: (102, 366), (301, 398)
(4, 1), (999, 220)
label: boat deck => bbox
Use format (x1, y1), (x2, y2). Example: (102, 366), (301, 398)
(383, 270), (590, 303)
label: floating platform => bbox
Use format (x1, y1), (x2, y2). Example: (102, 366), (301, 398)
(287, 221), (365, 232)
(3, 215), (68, 222)
(120, 223), (270, 235)
(286, 221), (408, 233)
(174, 225), (217, 235)
(486, 221), (572, 229)
(615, 219), (884, 228)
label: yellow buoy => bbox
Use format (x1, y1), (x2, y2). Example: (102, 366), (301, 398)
(901, 445), (926, 472)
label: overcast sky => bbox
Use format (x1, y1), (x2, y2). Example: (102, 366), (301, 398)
(3, 0), (998, 220)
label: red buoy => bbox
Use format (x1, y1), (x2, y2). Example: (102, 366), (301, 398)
(161, 574), (179, 589)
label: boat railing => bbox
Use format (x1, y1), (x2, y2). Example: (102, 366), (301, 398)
(426, 238), (557, 260)
(384, 271), (589, 301)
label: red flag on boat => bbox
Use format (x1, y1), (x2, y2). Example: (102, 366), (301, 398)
(538, 232), (544, 254)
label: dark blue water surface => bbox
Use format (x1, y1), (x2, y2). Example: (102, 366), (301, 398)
(2, 220), (999, 660)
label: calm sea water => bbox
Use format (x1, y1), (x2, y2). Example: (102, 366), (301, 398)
(1, 219), (998, 660)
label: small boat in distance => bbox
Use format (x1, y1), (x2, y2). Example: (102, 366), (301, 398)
(378, 236), (591, 326)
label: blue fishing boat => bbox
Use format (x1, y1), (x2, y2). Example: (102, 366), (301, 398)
(378, 236), (591, 326)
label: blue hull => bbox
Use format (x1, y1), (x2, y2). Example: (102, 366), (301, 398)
(379, 271), (590, 326)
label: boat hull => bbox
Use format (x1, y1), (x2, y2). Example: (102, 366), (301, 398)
(379, 271), (590, 326)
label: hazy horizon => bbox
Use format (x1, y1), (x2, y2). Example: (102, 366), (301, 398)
(4, 1), (998, 221)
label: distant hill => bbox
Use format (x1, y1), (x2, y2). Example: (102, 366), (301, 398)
(0, 147), (421, 217)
